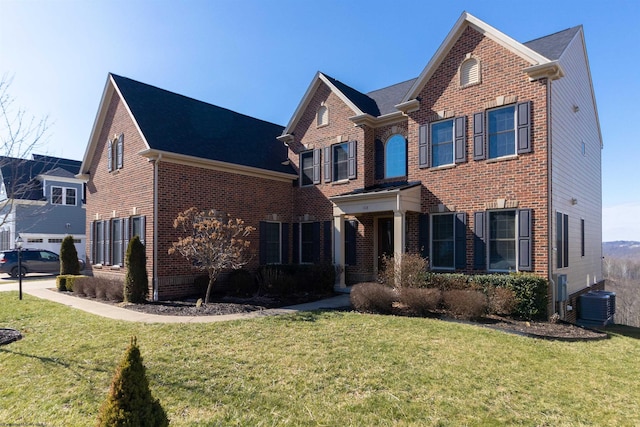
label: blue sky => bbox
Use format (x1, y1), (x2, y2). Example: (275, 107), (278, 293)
(1, 0), (639, 241)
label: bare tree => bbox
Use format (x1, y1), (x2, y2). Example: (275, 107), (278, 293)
(0, 75), (51, 228)
(169, 207), (255, 303)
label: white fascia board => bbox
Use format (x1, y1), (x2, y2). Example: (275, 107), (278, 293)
(138, 149), (298, 183)
(402, 11), (552, 103)
(37, 175), (84, 185)
(350, 111), (405, 128)
(79, 76), (113, 175)
(281, 72), (366, 137)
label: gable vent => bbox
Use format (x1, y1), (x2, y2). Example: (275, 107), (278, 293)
(460, 57), (480, 87)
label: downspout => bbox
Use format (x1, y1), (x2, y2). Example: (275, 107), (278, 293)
(546, 78), (557, 317)
(152, 153), (162, 301)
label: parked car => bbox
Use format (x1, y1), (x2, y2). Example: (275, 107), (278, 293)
(0, 249), (85, 278)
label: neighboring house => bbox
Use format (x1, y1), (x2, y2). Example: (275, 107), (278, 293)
(79, 12), (602, 321)
(0, 154), (86, 259)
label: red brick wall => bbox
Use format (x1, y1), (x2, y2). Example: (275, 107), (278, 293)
(406, 26), (550, 276)
(84, 91), (155, 294)
(288, 26), (550, 280)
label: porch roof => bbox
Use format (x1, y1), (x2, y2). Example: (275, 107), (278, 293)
(330, 181), (422, 215)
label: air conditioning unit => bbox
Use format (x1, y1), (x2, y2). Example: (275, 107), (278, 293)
(555, 274), (567, 302)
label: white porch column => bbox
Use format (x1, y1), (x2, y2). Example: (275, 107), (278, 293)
(333, 213), (346, 288)
(393, 210), (406, 287)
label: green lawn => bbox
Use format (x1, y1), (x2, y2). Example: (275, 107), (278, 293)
(1, 292), (639, 426)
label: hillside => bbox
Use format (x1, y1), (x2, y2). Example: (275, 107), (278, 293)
(603, 241), (640, 259)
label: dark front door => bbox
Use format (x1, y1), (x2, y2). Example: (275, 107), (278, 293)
(378, 217), (394, 271)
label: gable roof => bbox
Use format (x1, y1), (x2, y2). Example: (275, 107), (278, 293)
(399, 12), (564, 107)
(0, 154), (81, 201)
(524, 26), (582, 61)
(81, 74), (296, 179)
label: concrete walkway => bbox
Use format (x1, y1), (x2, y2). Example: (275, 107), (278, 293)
(0, 276), (352, 323)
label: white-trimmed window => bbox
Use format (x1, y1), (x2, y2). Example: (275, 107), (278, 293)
(557, 211), (569, 268)
(431, 120), (454, 167)
(300, 151), (314, 186)
(473, 102), (531, 161)
(317, 105), (328, 127)
(51, 186), (77, 206)
(488, 210), (517, 271)
(460, 57), (480, 86)
(112, 219), (124, 266)
(488, 106), (516, 159)
(264, 222), (281, 264)
(332, 142), (349, 181)
(107, 133), (124, 172)
(384, 134), (407, 178)
(432, 214), (455, 269)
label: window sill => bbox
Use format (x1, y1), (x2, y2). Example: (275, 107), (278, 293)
(331, 179), (350, 186)
(429, 164), (456, 171)
(316, 123), (329, 129)
(486, 154), (518, 164)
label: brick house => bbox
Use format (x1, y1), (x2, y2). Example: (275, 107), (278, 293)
(79, 12), (602, 319)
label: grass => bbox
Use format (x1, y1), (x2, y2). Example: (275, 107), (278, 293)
(1, 292), (639, 426)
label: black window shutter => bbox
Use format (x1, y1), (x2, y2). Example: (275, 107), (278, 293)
(105, 219), (112, 266)
(375, 139), (384, 179)
(517, 209), (533, 271)
(418, 213), (429, 260)
(473, 211), (486, 269)
(455, 212), (467, 269)
(516, 101), (532, 154)
(347, 141), (357, 179)
(419, 124), (429, 168)
(107, 139), (113, 171)
(89, 220), (95, 264)
(345, 220), (357, 266)
(116, 134), (124, 169)
(454, 116), (467, 163)
(323, 146), (331, 183)
(323, 220), (332, 263)
(312, 222), (321, 262)
(563, 213), (569, 268)
(473, 112), (485, 160)
(123, 217), (130, 263)
(281, 223), (289, 264)
(312, 148), (321, 184)
(292, 223), (300, 264)
(259, 221), (267, 265)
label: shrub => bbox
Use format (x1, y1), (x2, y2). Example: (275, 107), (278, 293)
(350, 282), (396, 314)
(424, 273), (472, 291)
(443, 289), (488, 320)
(72, 276), (124, 302)
(56, 275), (85, 292)
(488, 287), (518, 315)
(124, 236), (148, 303)
(96, 337), (169, 426)
(59, 235), (80, 275)
(257, 266), (296, 296)
(306, 263), (336, 294)
(227, 268), (257, 297)
(378, 253), (428, 288)
(398, 287), (442, 316)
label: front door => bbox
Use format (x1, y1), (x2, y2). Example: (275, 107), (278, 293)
(377, 217), (394, 271)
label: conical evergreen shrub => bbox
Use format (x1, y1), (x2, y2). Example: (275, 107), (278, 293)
(60, 235), (80, 275)
(124, 236), (148, 303)
(96, 336), (169, 426)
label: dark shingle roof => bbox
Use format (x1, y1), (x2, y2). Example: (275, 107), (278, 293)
(322, 74), (416, 118)
(367, 79), (417, 116)
(0, 155), (81, 201)
(111, 74), (294, 175)
(524, 26), (582, 60)
(322, 74), (380, 116)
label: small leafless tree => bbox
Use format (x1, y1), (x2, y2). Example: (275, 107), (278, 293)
(0, 75), (51, 228)
(169, 207), (255, 303)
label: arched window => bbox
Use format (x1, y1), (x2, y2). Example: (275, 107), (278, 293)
(460, 57), (480, 87)
(317, 105), (328, 126)
(385, 134), (406, 178)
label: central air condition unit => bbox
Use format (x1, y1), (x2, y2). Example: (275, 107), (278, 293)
(555, 274), (567, 302)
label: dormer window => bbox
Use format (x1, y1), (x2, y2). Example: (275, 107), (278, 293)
(317, 105), (328, 127)
(460, 56), (480, 87)
(52, 186), (76, 206)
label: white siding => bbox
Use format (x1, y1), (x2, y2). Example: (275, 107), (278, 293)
(550, 30), (603, 296)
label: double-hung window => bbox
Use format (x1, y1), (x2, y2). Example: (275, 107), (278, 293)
(300, 151), (314, 186)
(112, 219), (123, 266)
(557, 212), (569, 268)
(488, 210), (516, 271)
(300, 222), (315, 263)
(431, 120), (454, 167)
(264, 222), (281, 264)
(333, 143), (349, 181)
(432, 214), (454, 269)
(51, 186), (77, 206)
(488, 106), (516, 158)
